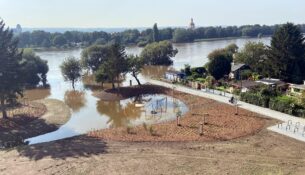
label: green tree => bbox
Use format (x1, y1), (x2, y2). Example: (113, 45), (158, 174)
(173, 28), (194, 43)
(183, 64), (192, 77)
(268, 23), (305, 83)
(95, 43), (129, 89)
(234, 41), (268, 73)
(0, 21), (24, 119)
(140, 41), (178, 65)
(207, 44), (238, 63)
(81, 44), (111, 72)
(22, 49), (49, 87)
(127, 55), (145, 85)
(53, 35), (67, 47)
(60, 57), (82, 90)
(207, 55), (231, 80)
(153, 23), (159, 42)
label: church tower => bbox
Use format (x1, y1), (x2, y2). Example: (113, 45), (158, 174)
(189, 18), (195, 30)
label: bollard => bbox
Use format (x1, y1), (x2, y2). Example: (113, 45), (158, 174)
(199, 122), (204, 136)
(294, 126), (299, 133)
(286, 124), (291, 131)
(130, 80), (132, 86)
(278, 123), (283, 128)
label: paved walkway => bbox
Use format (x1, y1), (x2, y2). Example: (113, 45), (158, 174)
(147, 79), (305, 142)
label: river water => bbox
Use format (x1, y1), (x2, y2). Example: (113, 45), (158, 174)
(25, 37), (270, 144)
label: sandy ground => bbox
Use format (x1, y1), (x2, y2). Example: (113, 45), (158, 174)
(35, 99), (71, 127)
(0, 99), (71, 148)
(1, 124), (305, 175)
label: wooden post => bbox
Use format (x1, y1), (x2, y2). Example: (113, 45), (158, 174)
(235, 104), (238, 115)
(199, 122), (204, 136)
(176, 115), (181, 126)
(203, 113), (209, 125)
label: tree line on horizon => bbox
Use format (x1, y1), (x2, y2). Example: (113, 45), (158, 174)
(15, 23), (305, 48)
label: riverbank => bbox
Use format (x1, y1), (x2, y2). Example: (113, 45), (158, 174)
(0, 99), (71, 148)
(90, 84), (266, 142)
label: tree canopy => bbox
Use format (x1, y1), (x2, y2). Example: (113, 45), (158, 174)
(153, 23), (159, 42)
(60, 57), (82, 90)
(234, 41), (268, 74)
(268, 23), (305, 83)
(127, 55), (145, 85)
(140, 41), (178, 65)
(94, 43), (129, 89)
(22, 49), (49, 88)
(207, 55), (231, 80)
(81, 44), (111, 72)
(0, 20), (25, 119)
(207, 43), (238, 63)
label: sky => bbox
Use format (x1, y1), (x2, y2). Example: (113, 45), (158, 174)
(0, 0), (304, 28)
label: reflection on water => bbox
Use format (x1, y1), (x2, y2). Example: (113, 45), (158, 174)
(141, 65), (170, 79)
(25, 37), (271, 144)
(64, 91), (86, 112)
(26, 94), (187, 144)
(23, 88), (51, 101)
(97, 94), (187, 128)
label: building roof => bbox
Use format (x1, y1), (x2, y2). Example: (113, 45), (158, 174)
(290, 84), (305, 90)
(231, 63), (246, 72)
(230, 80), (261, 89)
(256, 78), (286, 86)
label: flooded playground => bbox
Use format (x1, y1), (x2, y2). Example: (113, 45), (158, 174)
(25, 94), (187, 144)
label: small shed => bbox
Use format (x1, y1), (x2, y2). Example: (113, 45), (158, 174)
(164, 70), (186, 82)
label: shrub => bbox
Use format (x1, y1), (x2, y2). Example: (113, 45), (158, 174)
(240, 92), (269, 107)
(269, 96), (298, 115)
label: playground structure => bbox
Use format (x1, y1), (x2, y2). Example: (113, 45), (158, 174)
(132, 95), (186, 121)
(150, 97), (168, 115)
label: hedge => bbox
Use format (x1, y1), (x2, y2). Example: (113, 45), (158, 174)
(240, 93), (305, 117)
(240, 92), (269, 108)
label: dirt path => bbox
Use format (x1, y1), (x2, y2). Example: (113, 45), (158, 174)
(0, 124), (305, 175)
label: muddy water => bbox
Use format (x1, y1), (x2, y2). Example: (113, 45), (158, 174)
(25, 37), (271, 144)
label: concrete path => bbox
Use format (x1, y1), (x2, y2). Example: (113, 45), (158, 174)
(147, 79), (305, 142)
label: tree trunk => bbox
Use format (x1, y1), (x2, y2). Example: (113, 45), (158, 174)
(117, 76), (120, 88)
(72, 79), (75, 90)
(1, 98), (8, 119)
(133, 72), (141, 86)
(111, 78), (115, 89)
